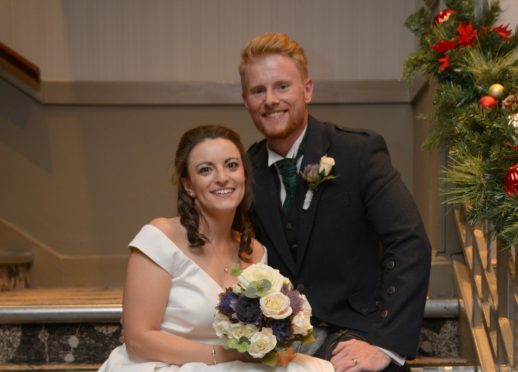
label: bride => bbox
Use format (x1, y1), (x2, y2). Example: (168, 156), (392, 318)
(99, 125), (333, 371)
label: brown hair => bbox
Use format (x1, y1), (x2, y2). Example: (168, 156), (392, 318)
(239, 32), (309, 90)
(174, 125), (254, 260)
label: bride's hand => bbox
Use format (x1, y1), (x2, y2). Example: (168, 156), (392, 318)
(213, 345), (252, 363)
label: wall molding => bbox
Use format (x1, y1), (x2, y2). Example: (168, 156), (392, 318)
(1, 72), (427, 106)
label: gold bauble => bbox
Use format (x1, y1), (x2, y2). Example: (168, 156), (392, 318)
(488, 83), (505, 99)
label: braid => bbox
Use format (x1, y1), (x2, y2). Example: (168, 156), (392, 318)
(177, 189), (207, 248)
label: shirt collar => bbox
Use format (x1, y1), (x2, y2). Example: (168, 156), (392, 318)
(267, 126), (307, 167)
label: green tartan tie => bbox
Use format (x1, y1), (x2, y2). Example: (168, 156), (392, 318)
(276, 157), (298, 212)
(275, 134), (306, 212)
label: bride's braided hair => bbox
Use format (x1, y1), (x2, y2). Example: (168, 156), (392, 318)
(173, 125), (254, 260)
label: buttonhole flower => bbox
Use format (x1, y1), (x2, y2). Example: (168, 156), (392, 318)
(300, 155), (336, 210)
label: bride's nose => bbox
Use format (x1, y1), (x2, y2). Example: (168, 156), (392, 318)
(214, 169), (229, 184)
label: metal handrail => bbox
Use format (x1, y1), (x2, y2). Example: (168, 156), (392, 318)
(453, 205), (517, 372)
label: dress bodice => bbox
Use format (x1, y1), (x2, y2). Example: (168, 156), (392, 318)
(129, 225), (267, 343)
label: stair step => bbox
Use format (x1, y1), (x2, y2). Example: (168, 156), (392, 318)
(0, 288), (462, 366)
(0, 287), (122, 323)
(0, 364), (98, 371)
(0, 362), (478, 372)
(0, 287), (458, 322)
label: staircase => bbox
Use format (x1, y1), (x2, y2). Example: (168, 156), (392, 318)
(0, 288), (476, 371)
(0, 217), (485, 371)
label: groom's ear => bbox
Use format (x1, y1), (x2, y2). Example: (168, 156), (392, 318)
(242, 92), (250, 111)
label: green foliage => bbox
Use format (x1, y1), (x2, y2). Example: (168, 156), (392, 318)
(403, 0), (518, 248)
(244, 279), (271, 298)
(229, 263), (242, 277)
(226, 337), (250, 353)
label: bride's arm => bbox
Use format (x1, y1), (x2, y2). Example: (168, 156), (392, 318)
(122, 249), (238, 365)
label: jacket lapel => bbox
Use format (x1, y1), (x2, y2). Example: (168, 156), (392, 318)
(250, 143), (297, 274)
(296, 117), (330, 275)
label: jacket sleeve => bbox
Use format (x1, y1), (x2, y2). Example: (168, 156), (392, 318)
(358, 131), (431, 357)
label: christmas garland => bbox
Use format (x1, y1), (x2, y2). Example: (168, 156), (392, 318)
(403, 0), (518, 248)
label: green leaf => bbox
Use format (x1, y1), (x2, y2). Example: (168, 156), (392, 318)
(244, 279), (272, 298)
(261, 350), (278, 368)
(229, 263), (242, 277)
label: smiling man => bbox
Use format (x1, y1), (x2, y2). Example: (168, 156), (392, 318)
(240, 32), (431, 372)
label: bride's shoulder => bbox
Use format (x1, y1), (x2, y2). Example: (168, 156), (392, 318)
(249, 238), (266, 264)
(148, 217), (184, 241)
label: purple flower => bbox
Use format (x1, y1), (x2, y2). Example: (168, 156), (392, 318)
(272, 319), (292, 342)
(217, 289), (238, 316)
(300, 164), (319, 181)
(235, 296), (262, 324)
(282, 288), (304, 315)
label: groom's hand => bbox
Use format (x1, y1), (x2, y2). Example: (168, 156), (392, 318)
(330, 339), (391, 371)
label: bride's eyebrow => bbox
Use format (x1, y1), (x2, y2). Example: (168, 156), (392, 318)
(194, 161), (214, 168)
(225, 157), (240, 163)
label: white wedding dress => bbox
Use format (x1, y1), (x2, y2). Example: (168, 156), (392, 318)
(99, 225), (333, 372)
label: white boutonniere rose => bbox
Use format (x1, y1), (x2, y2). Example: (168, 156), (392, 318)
(318, 156), (335, 176)
(300, 155), (336, 210)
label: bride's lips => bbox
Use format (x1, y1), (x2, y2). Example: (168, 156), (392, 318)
(211, 188), (235, 197)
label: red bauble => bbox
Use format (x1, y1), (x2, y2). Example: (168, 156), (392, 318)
(504, 163), (518, 196)
(479, 95), (497, 109)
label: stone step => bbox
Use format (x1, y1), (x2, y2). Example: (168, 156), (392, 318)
(0, 360), (477, 372)
(0, 288), (463, 366)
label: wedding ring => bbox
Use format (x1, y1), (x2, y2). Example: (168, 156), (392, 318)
(351, 358), (358, 366)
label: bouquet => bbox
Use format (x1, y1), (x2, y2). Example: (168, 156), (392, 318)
(213, 263), (315, 367)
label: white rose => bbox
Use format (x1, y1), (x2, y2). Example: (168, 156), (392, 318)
(291, 312), (312, 335)
(248, 328), (277, 359)
(230, 323), (258, 340)
(292, 295), (313, 335)
(260, 292), (293, 319)
(238, 263), (288, 294)
(319, 156), (335, 176)
(212, 313), (232, 337)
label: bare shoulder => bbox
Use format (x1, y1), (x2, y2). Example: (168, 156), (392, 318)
(249, 238), (266, 264)
(148, 217), (185, 242)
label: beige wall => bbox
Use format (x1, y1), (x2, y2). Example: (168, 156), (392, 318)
(0, 0), (475, 287)
(0, 78), (418, 287)
(0, 0), (416, 82)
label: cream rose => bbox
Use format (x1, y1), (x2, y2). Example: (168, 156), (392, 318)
(238, 263), (288, 294)
(319, 155), (335, 176)
(230, 323), (258, 340)
(260, 292), (293, 319)
(292, 295), (313, 335)
(212, 313), (232, 337)
(248, 328), (277, 358)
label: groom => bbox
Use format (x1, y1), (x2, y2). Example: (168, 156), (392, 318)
(240, 32), (431, 371)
